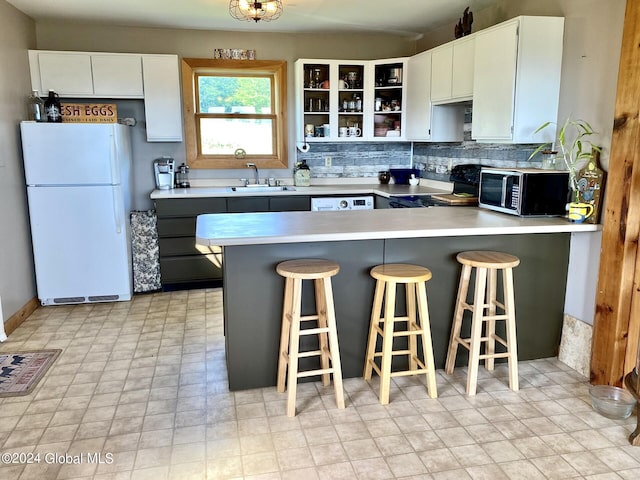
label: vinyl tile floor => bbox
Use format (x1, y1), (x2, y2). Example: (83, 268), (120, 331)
(0, 288), (638, 480)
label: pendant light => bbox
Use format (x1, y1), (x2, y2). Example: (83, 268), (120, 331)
(229, 0), (283, 23)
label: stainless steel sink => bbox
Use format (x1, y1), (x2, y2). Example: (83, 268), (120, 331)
(229, 186), (296, 192)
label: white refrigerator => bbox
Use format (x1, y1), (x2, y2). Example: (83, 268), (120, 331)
(21, 122), (133, 305)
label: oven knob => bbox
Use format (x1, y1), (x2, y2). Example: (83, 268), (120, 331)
(339, 200), (348, 209)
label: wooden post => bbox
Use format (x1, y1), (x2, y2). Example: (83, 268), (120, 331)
(591, 0), (640, 386)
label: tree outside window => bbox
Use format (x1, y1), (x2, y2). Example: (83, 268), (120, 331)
(182, 58), (288, 169)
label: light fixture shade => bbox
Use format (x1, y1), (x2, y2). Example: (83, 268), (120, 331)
(229, 0), (283, 22)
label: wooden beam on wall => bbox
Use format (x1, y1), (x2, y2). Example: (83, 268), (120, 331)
(591, 0), (640, 386)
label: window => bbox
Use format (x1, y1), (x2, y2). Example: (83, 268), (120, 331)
(181, 58), (288, 169)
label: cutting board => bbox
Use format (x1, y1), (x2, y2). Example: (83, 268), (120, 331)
(430, 194), (478, 206)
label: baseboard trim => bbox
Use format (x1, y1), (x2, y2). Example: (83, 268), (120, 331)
(4, 297), (39, 336)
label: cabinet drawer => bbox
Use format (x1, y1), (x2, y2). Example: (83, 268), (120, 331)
(155, 198), (227, 217)
(159, 237), (199, 256)
(269, 196), (310, 211)
(227, 197), (269, 213)
(160, 255), (222, 283)
(156, 217), (196, 237)
(158, 237), (223, 257)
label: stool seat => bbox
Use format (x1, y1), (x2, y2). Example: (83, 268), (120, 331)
(276, 258), (344, 417)
(445, 250), (520, 396)
(370, 264), (433, 283)
(277, 259), (340, 279)
(364, 263), (438, 405)
(456, 251), (520, 269)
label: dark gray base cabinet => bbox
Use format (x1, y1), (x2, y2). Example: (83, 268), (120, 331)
(154, 196), (310, 287)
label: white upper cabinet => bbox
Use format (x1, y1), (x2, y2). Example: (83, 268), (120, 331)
(30, 51), (144, 98)
(28, 50), (183, 142)
(142, 55), (183, 142)
(406, 50), (465, 143)
(471, 16), (564, 143)
(91, 54), (144, 97)
(430, 35), (475, 104)
(295, 58), (407, 142)
(406, 51), (432, 141)
(34, 52), (94, 96)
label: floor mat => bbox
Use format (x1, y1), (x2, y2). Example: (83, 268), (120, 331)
(0, 349), (61, 397)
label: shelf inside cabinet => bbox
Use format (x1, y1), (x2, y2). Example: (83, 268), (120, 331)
(338, 64), (365, 89)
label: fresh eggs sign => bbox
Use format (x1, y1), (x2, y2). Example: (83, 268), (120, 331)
(60, 103), (117, 123)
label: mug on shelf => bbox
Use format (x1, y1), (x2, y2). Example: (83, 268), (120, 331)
(304, 124), (315, 137)
(338, 79), (349, 89)
(568, 202), (594, 223)
(339, 126), (349, 137)
(322, 124), (330, 137)
(348, 126), (361, 137)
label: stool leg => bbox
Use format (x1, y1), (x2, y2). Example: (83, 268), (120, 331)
(286, 278), (303, 417)
(322, 277), (345, 409)
(445, 264), (472, 375)
(406, 282), (418, 372)
(467, 267), (487, 396)
(364, 278), (384, 380)
(314, 278), (331, 387)
(277, 277), (294, 393)
(380, 280), (396, 405)
(417, 281), (438, 398)
(503, 268), (519, 391)
(485, 268), (498, 371)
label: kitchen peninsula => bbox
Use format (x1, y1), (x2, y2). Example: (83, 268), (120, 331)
(196, 206), (599, 391)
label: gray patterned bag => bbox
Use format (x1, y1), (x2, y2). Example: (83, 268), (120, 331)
(131, 210), (162, 293)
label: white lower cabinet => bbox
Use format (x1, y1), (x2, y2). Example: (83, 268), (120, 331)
(471, 16), (564, 143)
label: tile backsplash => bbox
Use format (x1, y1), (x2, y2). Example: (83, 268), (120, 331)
(296, 140), (542, 181)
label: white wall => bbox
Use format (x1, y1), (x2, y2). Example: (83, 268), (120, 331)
(0, 0), (37, 322)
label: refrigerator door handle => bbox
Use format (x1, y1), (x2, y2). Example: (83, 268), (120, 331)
(110, 131), (120, 184)
(112, 186), (123, 234)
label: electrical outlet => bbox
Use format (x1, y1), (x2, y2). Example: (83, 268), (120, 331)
(324, 156), (332, 167)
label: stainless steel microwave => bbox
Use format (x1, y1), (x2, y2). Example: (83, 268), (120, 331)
(478, 168), (570, 216)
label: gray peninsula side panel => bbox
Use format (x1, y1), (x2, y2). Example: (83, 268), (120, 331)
(223, 240), (385, 391)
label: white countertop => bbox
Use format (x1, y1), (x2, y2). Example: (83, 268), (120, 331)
(151, 182), (449, 199)
(196, 207), (601, 247)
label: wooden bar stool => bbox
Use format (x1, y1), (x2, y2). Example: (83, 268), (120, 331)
(364, 264), (438, 405)
(445, 251), (520, 396)
(276, 259), (345, 417)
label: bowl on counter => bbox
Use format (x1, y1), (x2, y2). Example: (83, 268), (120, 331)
(390, 168), (420, 185)
(589, 385), (636, 419)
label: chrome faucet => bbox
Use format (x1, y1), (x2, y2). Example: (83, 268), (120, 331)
(246, 163), (260, 185)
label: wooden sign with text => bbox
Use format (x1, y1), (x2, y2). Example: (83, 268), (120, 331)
(61, 103), (117, 123)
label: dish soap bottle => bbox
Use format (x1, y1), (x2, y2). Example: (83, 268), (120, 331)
(294, 160), (310, 187)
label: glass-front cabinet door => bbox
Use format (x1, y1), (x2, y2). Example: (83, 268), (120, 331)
(371, 58), (407, 140)
(336, 62), (365, 139)
(295, 58), (406, 142)
(296, 61), (331, 142)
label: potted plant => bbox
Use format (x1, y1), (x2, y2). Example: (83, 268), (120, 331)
(530, 116), (601, 203)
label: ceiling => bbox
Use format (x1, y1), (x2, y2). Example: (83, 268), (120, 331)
(6, 0), (496, 38)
